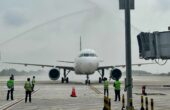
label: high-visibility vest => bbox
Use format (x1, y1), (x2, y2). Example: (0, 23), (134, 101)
(32, 79), (35, 85)
(114, 80), (121, 90)
(104, 80), (109, 89)
(24, 81), (32, 91)
(7, 80), (14, 89)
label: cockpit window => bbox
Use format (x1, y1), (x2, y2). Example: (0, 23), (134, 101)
(84, 53), (89, 57)
(79, 53), (97, 57)
(89, 53), (95, 56)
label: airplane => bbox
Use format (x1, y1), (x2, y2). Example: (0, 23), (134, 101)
(3, 38), (153, 84)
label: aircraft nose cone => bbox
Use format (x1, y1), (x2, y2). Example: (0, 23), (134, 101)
(88, 62), (93, 66)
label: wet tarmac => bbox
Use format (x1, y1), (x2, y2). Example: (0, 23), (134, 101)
(0, 79), (170, 110)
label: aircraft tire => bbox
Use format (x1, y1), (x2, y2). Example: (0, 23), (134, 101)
(61, 77), (64, 83)
(66, 77), (69, 83)
(88, 80), (90, 85)
(99, 77), (102, 83)
(85, 80), (88, 85)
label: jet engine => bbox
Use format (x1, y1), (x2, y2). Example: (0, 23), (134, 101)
(110, 68), (122, 80)
(49, 69), (60, 80)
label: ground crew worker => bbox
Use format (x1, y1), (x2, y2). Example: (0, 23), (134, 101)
(142, 85), (147, 95)
(11, 74), (14, 90)
(32, 76), (35, 91)
(104, 77), (109, 97)
(113, 79), (121, 101)
(11, 74), (14, 80)
(24, 78), (32, 103)
(7, 76), (14, 100)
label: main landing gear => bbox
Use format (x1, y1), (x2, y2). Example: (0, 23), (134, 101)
(61, 69), (70, 83)
(98, 69), (105, 83)
(85, 74), (90, 85)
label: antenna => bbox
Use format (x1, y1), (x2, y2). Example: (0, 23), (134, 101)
(80, 36), (82, 51)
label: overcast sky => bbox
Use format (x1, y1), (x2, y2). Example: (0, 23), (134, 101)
(0, 0), (170, 74)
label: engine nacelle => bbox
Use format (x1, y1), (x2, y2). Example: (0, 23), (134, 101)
(110, 68), (122, 80)
(49, 69), (60, 80)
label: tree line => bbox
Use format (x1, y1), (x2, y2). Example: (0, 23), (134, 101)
(0, 68), (45, 76)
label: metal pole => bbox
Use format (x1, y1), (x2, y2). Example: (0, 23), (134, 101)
(124, 0), (132, 109)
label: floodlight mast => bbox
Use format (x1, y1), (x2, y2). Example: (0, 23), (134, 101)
(119, 0), (134, 109)
(125, 0), (132, 110)
(124, 0), (133, 109)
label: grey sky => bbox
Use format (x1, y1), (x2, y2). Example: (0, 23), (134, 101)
(0, 0), (170, 74)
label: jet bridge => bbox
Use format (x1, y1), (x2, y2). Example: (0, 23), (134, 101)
(137, 31), (170, 60)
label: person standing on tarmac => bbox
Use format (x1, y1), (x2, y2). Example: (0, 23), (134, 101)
(11, 74), (14, 80)
(113, 79), (121, 101)
(11, 74), (14, 90)
(24, 78), (32, 103)
(7, 76), (14, 100)
(104, 77), (109, 97)
(142, 85), (147, 95)
(32, 76), (35, 91)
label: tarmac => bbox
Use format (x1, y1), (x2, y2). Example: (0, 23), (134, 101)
(0, 77), (170, 110)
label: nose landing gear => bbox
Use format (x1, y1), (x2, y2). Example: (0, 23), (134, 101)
(85, 74), (90, 85)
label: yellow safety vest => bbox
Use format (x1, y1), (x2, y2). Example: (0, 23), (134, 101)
(32, 79), (35, 84)
(7, 80), (14, 89)
(104, 80), (109, 89)
(24, 81), (32, 91)
(114, 80), (121, 90)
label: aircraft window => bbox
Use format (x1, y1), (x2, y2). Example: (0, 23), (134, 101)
(84, 53), (90, 57)
(90, 53), (94, 56)
(79, 53), (97, 57)
(91, 53), (97, 57)
(79, 54), (83, 57)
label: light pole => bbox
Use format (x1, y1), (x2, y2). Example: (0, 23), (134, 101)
(124, 0), (132, 108)
(119, 0), (134, 109)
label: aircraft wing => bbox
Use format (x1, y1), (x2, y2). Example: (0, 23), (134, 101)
(56, 60), (74, 63)
(97, 66), (114, 70)
(3, 62), (75, 71)
(97, 62), (154, 70)
(114, 62), (154, 68)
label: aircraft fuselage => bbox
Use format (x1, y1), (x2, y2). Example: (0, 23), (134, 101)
(74, 49), (99, 75)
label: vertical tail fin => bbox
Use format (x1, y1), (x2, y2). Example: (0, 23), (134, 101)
(80, 36), (82, 51)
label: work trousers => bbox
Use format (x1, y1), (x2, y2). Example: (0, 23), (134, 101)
(114, 90), (120, 101)
(25, 91), (32, 103)
(104, 88), (109, 97)
(7, 88), (14, 100)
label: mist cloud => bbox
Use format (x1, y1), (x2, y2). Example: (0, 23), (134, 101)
(3, 10), (28, 26)
(0, 0), (170, 74)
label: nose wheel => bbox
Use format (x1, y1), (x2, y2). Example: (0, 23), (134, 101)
(85, 74), (90, 85)
(85, 80), (90, 85)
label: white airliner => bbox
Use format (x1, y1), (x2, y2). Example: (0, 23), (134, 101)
(4, 48), (153, 84)
(3, 38), (153, 84)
